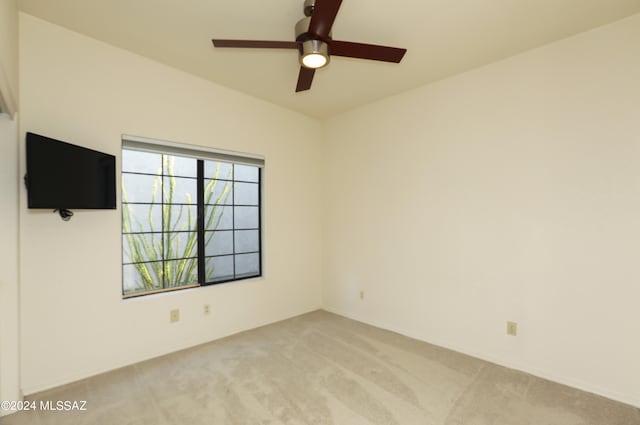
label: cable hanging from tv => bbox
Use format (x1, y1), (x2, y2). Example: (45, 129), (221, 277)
(54, 209), (74, 221)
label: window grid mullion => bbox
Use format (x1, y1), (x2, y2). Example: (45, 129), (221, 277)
(124, 255), (199, 266)
(197, 160), (205, 284)
(231, 165), (236, 280)
(258, 168), (262, 278)
(161, 155), (166, 290)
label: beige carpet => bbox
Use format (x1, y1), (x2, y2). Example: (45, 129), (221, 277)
(2, 310), (638, 424)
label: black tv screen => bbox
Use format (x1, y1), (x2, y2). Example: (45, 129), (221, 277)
(26, 132), (116, 210)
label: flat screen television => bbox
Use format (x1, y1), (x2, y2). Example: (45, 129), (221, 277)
(26, 132), (116, 211)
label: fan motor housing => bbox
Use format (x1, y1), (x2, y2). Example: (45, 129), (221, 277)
(295, 17), (312, 41)
(295, 16), (332, 42)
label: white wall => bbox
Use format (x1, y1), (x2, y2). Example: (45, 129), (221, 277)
(324, 14), (640, 407)
(0, 113), (20, 414)
(17, 7), (640, 409)
(19, 13), (323, 394)
(0, 0), (18, 115)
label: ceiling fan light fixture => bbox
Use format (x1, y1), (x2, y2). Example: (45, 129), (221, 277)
(211, 0), (407, 92)
(300, 39), (329, 69)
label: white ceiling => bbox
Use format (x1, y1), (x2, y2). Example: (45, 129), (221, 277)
(18, 0), (640, 119)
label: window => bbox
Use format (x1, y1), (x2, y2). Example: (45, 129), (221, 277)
(121, 137), (263, 298)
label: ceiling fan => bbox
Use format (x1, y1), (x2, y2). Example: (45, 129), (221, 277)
(211, 0), (407, 92)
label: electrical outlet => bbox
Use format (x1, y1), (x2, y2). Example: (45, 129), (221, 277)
(170, 309), (180, 323)
(507, 321), (518, 336)
(359, 290), (364, 300)
(204, 304), (211, 315)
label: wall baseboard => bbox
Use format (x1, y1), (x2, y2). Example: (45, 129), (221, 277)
(22, 306), (322, 396)
(322, 307), (640, 409)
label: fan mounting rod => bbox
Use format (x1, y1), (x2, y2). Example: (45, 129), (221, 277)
(303, 0), (315, 17)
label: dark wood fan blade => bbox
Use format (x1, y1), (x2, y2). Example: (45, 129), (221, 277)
(308, 0), (343, 40)
(330, 40), (407, 63)
(212, 39), (300, 49)
(296, 67), (316, 92)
